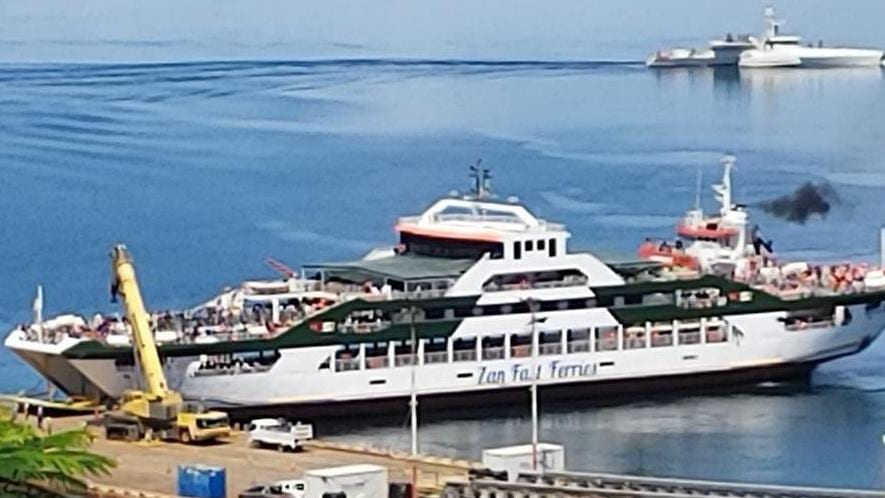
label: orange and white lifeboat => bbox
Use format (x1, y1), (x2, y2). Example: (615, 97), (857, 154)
(676, 219), (739, 240)
(638, 241), (699, 269)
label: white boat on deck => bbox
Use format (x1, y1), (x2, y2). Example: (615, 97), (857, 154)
(647, 36), (754, 68)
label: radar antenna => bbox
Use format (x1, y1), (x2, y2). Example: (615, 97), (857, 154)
(469, 159), (493, 199)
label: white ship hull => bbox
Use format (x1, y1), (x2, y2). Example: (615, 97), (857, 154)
(741, 47), (883, 68)
(8, 303), (884, 414)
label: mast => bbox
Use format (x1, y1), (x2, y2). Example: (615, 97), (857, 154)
(32, 285), (43, 343)
(714, 155), (735, 217)
(469, 160), (492, 199)
(764, 6), (780, 39)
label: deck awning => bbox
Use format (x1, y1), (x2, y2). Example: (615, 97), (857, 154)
(303, 254), (476, 283)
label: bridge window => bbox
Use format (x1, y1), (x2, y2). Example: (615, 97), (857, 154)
(549, 238), (557, 257)
(525, 240), (534, 252)
(513, 241), (522, 260)
(537, 239), (546, 251)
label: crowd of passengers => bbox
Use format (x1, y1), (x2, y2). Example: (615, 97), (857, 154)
(19, 295), (336, 345)
(734, 256), (882, 297)
(193, 352), (279, 376)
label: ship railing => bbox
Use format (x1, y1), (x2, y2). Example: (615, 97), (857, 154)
(595, 338), (618, 352)
(678, 330), (701, 345)
(335, 358), (361, 371)
(510, 344), (533, 358)
(423, 351), (448, 364)
(482, 347), (505, 360)
(192, 363), (272, 377)
(485, 277), (589, 292)
(539, 343), (563, 356)
(365, 355), (389, 369)
(394, 353), (418, 367)
(568, 341), (591, 353)
(453, 349), (477, 362)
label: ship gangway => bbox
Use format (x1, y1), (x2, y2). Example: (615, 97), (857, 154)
(444, 469), (884, 498)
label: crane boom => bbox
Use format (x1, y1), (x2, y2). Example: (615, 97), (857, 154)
(110, 244), (177, 402)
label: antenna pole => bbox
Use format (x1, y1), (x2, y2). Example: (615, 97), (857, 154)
(880, 226), (885, 270)
(409, 305), (419, 456)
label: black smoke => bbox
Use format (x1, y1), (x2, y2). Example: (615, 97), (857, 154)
(759, 182), (840, 224)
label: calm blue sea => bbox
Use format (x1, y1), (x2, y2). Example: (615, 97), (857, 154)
(2, 0), (885, 489)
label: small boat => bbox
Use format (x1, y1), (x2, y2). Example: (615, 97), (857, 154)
(647, 35), (754, 68)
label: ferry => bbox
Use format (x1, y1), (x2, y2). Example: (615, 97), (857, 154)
(6, 160), (885, 415)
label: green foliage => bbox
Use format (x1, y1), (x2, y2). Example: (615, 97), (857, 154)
(0, 408), (114, 498)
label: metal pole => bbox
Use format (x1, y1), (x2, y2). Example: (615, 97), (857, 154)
(880, 226), (885, 269)
(528, 298), (539, 471)
(410, 305), (419, 456)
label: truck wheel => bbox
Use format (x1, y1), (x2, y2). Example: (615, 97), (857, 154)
(180, 430), (192, 444)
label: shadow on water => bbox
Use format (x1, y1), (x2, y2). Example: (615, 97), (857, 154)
(315, 377), (814, 435)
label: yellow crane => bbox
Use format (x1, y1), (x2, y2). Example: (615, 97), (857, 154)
(103, 244), (231, 443)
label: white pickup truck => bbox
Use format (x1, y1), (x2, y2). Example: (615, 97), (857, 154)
(247, 418), (314, 452)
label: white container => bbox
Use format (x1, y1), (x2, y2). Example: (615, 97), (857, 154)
(482, 443), (565, 481)
(304, 464), (388, 498)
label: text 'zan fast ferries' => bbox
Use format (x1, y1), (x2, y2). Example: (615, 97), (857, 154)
(6, 164), (885, 414)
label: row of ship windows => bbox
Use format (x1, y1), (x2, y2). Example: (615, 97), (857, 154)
(332, 286), (733, 335)
(329, 319), (730, 372)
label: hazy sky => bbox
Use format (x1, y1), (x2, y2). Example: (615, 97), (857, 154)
(2, 0), (885, 62)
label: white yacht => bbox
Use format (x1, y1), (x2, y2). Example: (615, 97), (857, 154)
(6, 163), (885, 415)
(740, 8), (884, 68)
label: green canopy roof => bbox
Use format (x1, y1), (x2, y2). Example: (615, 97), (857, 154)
(304, 254), (476, 283)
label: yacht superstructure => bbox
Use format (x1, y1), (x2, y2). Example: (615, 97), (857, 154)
(6, 164), (885, 414)
(740, 8), (884, 68)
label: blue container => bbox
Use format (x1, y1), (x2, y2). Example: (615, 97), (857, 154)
(177, 464), (226, 498)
